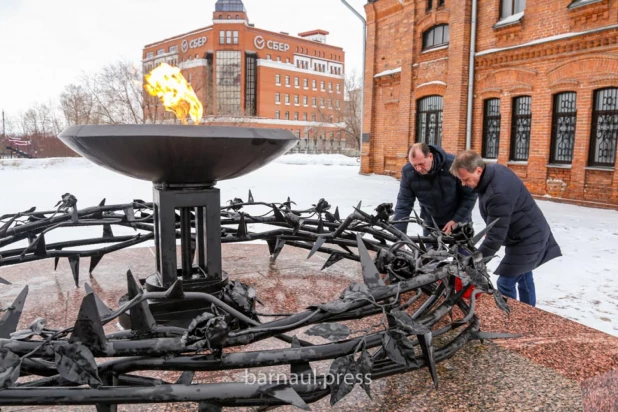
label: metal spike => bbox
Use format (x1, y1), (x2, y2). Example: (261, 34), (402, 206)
(54, 256), (60, 271)
(89, 254), (104, 275)
(84, 283), (113, 318)
(356, 200), (362, 210)
(355, 233), (385, 288)
(317, 218), (324, 234)
(175, 371), (194, 385)
(102, 224), (114, 239)
(70, 293), (107, 352)
(412, 208), (422, 225)
(272, 238), (287, 261)
(34, 234), (46, 257)
(68, 255), (80, 287)
(353, 205), (372, 219)
(248, 190), (254, 203)
(307, 235), (327, 259)
(430, 216), (440, 232)
(98, 198), (106, 206)
(292, 218), (305, 236)
(0, 277), (10, 285)
(321, 253), (344, 270)
(266, 238), (277, 255)
(418, 332), (438, 389)
(272, 203), (285, 222)
(237, 213), (248, 238)
(472, 218), (500, 245)
(263, 384), (310, 411)
(163, 279), (184, 299)
(334, 206), (340, 221)
(0, 286), (28, 339)
(125, 270), (156, 331)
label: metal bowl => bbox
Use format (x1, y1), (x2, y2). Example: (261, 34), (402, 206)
(58, 125), (298, 184)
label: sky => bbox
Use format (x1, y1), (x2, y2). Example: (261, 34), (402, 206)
(1, 155), (618, 338)
(0, 0), (367, 118)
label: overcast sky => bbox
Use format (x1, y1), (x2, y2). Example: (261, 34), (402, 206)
(0, 0), (367, 120)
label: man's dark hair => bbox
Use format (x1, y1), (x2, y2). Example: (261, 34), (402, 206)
(450, 150), (486, 174)
(408, 142), (430, 158)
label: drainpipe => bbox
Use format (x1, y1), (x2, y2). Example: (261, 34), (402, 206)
(340, 0), (366, 160)
(465, 0), (478, 150)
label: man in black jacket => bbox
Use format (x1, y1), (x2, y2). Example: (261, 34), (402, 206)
(393, 143), (477, 235)
(450, 150), (562, 306)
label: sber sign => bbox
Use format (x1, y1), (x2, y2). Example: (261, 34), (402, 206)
(181, 36), (207, 52)
(254, 35), (289, 52)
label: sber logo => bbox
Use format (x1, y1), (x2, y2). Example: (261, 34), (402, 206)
(254, 36), (265, 50)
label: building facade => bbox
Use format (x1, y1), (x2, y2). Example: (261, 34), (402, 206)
(363, 0), (618, 208)
(142, 0), (346, 144)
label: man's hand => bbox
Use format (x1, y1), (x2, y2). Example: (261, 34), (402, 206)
(442, 220), (457, 234)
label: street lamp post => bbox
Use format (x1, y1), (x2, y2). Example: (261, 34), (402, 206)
(340, 0), (366, 163)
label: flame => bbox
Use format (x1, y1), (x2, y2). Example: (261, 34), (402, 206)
(144, 63), (203, 125)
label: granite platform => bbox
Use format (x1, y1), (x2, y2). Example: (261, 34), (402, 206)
(0, 244), (616, 411)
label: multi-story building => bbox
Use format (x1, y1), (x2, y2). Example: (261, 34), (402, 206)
(363, 0), (618, 208)
(142, 0), (346, 143)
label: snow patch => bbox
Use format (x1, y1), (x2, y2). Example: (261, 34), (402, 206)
(1, 157), (618, 337)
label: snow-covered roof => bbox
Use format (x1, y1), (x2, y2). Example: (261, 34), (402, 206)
(494, 11), (524, 28)
(374, 67), (402, 78)
(416, 80), (447, 88)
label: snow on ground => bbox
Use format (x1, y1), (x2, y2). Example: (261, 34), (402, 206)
(1, 155), (617, 337)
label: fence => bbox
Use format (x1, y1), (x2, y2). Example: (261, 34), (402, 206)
(286, 138), (360, 156)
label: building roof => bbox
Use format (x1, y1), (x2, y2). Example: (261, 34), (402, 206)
(215, 0), (246, 12)
(298, 29), (330, 37)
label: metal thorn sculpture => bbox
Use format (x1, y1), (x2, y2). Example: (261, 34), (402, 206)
(0, 192), (512, 409)
(0, 124), (512, 409)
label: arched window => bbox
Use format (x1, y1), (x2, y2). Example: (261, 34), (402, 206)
(589, 88), (618, 167)
(550, 92), (576, 164)
(482, 98), (501, 159)
(416, 95), (443, 146)
(510, 96), (532, 161)
(422, 24), (449, 50)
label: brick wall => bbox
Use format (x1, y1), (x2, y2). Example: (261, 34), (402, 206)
(364, 0), (618, 209)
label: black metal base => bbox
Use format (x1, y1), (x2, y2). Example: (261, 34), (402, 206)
(118, 269), (229, 329)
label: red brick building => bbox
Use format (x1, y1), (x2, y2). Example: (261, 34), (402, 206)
(142, 0), (345, 142)
(363, 0), (618, 208)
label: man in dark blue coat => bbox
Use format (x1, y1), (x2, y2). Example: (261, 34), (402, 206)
(450, 150), (562, 306)
(393, 143), (477, 235)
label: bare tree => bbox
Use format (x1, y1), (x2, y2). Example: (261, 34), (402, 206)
(82, 61), (145, 124)
(342, 73), (362, 150)
(60, 84), (97, 126)
(312, 72), (361, 150)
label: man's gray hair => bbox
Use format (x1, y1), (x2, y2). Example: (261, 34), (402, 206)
(450, 150), (486, 174)
(408, 142), (430, 158)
